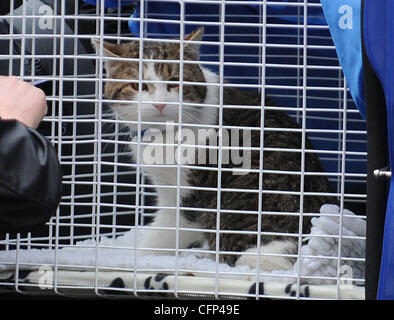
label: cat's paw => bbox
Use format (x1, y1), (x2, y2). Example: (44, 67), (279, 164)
(235, 241), (297, 271)
(178, 240), (214, 259)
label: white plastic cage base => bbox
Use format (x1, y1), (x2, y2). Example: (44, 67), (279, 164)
(0, 270), (364, 300)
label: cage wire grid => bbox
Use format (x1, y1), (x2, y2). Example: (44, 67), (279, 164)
(0, 0), (367, 299)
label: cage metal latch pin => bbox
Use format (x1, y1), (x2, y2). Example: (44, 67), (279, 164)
(373, 167), (392, 179)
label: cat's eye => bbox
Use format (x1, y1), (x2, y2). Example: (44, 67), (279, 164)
(167, 78), (179, 91)
(131, 82), (148, 91)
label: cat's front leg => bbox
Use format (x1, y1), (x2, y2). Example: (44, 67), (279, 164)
(137, 209), (205, 256)
(137, 227), (178, 256)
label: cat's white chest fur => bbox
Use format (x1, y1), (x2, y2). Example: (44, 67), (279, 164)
(130, 130), (206, 254)
(128, 67), (219, 254)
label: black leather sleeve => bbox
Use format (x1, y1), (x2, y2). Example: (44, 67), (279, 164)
(0, 119), (62, 232)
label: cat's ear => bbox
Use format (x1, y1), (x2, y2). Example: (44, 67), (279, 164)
(91, 39), (122, 57)
(181, 27), (204, 60)
(91, 39), (122, 72)
(185, 26), (204, 43)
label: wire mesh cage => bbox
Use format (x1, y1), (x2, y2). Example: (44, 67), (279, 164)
(0, 0), (366, 299)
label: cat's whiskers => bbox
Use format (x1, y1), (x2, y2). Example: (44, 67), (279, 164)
(181, 109), (202, 125)
(99, 109), (120, 154)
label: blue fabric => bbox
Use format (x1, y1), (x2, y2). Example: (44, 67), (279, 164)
(320, 0), (366, 119)
(363, 0), (394, 300)
(127, 1), (326, 85)
(83, 0), (134, 8)
(129, 2), (259, 83)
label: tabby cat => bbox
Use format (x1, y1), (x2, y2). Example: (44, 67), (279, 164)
(92, 27), (332, 270)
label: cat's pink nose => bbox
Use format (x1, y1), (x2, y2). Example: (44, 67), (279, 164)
(154, 104), (166, 112)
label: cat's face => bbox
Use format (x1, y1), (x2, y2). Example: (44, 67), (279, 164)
(92, 27), (212, 130)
